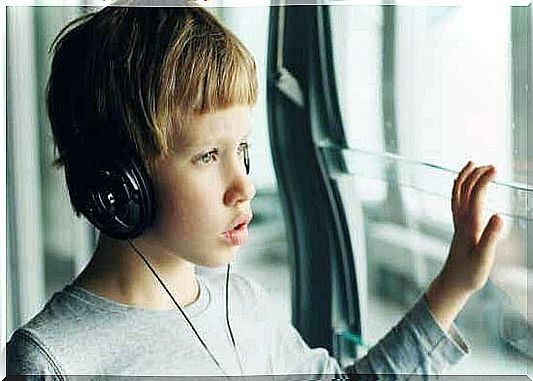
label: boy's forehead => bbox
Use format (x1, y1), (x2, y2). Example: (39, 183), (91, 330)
(175, 106), (252, 149)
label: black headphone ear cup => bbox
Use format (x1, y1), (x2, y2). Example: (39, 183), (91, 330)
(124, 154), (155, 234)
(66, 155), (155, 240)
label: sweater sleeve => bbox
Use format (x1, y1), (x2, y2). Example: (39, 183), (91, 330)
(270, 293), (470, 379)
(6, 329), (64, 380)
(344, 295), (470, 379)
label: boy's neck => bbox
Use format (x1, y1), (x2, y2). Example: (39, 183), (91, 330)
(74, 234), (200, 311)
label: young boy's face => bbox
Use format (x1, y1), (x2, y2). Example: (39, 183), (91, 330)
(144, 105), (256, 267)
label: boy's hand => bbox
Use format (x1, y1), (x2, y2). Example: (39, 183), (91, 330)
(425, 161), (504, 332)
(443, 161), (503, 294)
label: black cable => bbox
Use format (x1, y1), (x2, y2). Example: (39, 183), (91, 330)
(126, 239), (242, 377)
(226, 262), (245, 374)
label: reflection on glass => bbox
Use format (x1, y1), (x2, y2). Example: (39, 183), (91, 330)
(329, 4), (531, 375)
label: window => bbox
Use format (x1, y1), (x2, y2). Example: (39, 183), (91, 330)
(330, 4), (531, 374)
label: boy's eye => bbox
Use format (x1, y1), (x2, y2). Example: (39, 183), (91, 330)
(195, 142), (248, 167)
(197, 149), (218, 165)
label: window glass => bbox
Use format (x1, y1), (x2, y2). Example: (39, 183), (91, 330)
(7, 6), (90, 337)
(330, 6), (386, 205)
(395, 6), (513, 227)
(330, 5), (530, 374)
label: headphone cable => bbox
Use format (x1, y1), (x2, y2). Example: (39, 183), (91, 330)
(226, 261), (245, 375)
(126, 239), (243, 377)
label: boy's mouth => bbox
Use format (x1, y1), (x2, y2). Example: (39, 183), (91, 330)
(223, 212), (253, 234)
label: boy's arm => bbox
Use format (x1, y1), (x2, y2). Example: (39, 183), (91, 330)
(270, 291), (469, 378)
(344, 162), (502, 378)
(425, 162), (503, 333)
(270, 163), (502, 378)
(345, 293), (469, 379)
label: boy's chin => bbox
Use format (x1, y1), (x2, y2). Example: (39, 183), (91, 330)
(193, 248), (240, 269)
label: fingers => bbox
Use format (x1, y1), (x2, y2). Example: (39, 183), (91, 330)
(452, 161), (474, 214)
(463, 165), (492, 211)
(455, 163), (493, 211)
(470, 166), (496, 224)
(474, 214), (503, 263)
(452, 162), (497, 241)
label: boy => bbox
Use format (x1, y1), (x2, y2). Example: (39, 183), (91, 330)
(7, 3), (503, 379)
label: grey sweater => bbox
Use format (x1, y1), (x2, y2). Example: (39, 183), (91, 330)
(7, 271), (469, 379)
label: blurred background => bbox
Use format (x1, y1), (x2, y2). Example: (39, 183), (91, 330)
(5, 2), (533, 376)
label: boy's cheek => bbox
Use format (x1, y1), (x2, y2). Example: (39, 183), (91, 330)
(153, 199), (221, 240)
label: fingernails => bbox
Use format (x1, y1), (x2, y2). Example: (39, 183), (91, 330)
(492, 214), (503, 230)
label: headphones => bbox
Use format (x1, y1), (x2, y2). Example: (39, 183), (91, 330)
(65, 142), (250, 241)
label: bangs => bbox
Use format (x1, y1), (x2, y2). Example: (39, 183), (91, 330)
(155, 19), (258, 156)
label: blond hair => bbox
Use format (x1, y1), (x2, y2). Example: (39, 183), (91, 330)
(47, 5), (258, 175)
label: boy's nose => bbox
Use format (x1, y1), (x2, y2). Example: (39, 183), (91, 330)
(223, 172), (256, 206)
